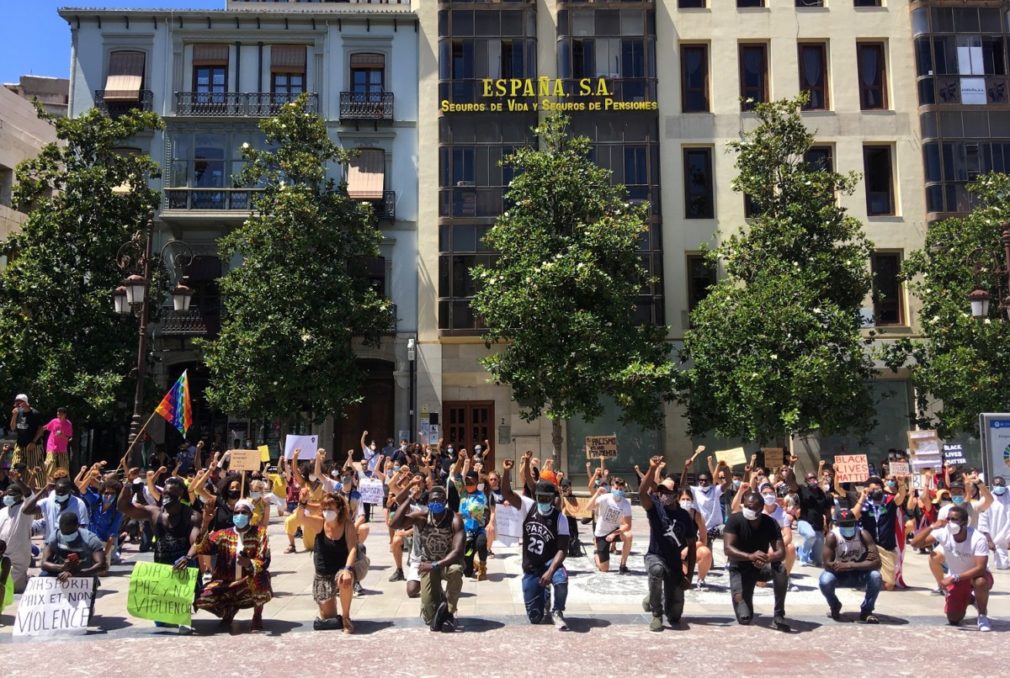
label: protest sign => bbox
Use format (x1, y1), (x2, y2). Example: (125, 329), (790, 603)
(229, 449), (261, 473)
(762, 448), (785, 469)
(834, 454), (870, 484)
(127, 562), (198, 626)
(564, 497), (595, 520)
(493, 504), (522, 546)
(715, 447), (747, 467)
(283, 434), (319, 460)
(358, 478), (385, 505)
(3, 572), (13, 610)
(942, 443), (967, 466)
(13, 576), (93, 637)
(258, 445), (271, 463)
(890, 461), (911, 478)
(585, 435), (618, 459)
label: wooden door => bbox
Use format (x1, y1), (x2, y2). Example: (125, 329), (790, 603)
(444, 401), (495, 469)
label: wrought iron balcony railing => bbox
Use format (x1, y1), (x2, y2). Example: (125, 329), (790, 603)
(339, 91), (394, 121)
(175, 92), (318, 117)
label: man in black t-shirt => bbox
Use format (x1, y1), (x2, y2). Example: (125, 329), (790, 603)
(640, 456), (695, 632)
(797, 463), (834, 566)
(9, 395), (43, 487)
(724, 491), (790, 631)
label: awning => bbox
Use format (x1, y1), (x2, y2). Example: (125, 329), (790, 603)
(347, 149), (385, 200)
(193, 44), (229, 66)
(103, 51), (145, 101)
(350, 52), (385, 68)
(271, 45), (306, 73)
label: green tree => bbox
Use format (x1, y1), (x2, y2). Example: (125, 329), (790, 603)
(201, 96), (393, 423)
(0, 106), (163, 422)
(883, 173), (1010, 437)
(676, 97), (876, 443)
(471, 114), (675, 458)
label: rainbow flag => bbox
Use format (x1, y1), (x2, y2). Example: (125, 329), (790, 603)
(155, 370), (192, 436)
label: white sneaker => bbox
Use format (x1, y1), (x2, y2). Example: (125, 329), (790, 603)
(554, 611), (569, 632)
(978, 615), (992, 632)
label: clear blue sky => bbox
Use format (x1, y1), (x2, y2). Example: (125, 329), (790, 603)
(1, 1), (222, 83)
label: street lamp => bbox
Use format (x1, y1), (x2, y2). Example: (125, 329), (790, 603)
(171, 278), (195, 312)
(113, 286), (129, 315)
(969, 288), (991, 319)
(968, 223), (1010, 320)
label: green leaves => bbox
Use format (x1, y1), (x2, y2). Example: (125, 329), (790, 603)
(0, 106), (163, 423)
(676, 97), (876, 443)
(199, 95), (393, 423)
(884, 172), (1010, 437)
(472, 114), (675, 434)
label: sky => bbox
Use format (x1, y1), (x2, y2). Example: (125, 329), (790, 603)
(0, 1), (222, 84)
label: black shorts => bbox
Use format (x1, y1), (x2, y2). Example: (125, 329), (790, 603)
(595, 534), (623, 561)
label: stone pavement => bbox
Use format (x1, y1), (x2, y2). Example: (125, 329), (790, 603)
(1, 503), (1008, 671)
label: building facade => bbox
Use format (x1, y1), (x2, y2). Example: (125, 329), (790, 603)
(3, 75), (70, 118)
(60, 0), (418, 455)
(0, 87), (59, 240)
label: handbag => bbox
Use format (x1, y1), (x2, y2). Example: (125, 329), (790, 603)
(352, 551), (370, 582)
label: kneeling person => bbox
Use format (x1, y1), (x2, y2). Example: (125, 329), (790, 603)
(724, 492), (790, 631)
(500, 460), (569, 630)
(819, 508), (882, 623)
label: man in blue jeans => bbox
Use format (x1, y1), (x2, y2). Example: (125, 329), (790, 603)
(499, 459), (569, 631)
(819, 508), (882, 624)
(797, 464), (833, 566)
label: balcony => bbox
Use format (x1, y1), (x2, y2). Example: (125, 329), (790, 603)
(164, 187), (261, 211)
(371, 191), (396, 222)
(920, 74), (1008, 106)
(174, 92), (318, 117)
(159, 308), (208, 337)
(340, 91), (394, 121)
(95, 90), (153, 117)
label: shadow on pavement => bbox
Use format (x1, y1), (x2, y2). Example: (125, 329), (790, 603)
(752, 617), (821, 634)
(564, 616), (611, 634)
(347, 619), (394, 635)
(457, 618), (506, 633)
(681, 616), (736, 627)
(90, 616), (132, 633)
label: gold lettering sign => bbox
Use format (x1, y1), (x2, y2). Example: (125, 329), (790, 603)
(439, 77), (658, 114)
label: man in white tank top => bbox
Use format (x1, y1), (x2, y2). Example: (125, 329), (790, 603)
(819, 508), (883, 624)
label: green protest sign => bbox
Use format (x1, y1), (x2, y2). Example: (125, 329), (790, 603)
(3, 572), (12, 610)
(127, 561), (198, 626)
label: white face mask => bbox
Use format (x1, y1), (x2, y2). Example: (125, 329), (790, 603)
(309, 474), (318, 483)
(742, 508), (759, 521)
(762, 494), (776, 506)
(250, 492), (262, 500)
(323, 510), (338, 522)
(679, 500), (694, 511)
(948, 522), (962, 536)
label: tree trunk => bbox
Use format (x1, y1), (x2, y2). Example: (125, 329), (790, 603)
(551, 418), (563, 469)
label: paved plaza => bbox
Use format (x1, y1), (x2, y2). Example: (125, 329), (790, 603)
(1, 505), (1007, 675)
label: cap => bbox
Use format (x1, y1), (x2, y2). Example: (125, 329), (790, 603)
(464, 471), (478, 484)
(540, 469), (558, 485)
(14, 394), (28, 405)
(834, 508), (857, 524)
(559, 478), (572, 488)
(534, 480), (558, 497)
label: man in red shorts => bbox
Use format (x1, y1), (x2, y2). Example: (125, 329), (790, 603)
(910, 504), (993, 631)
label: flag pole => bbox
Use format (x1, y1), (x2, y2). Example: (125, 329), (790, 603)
(118, 410), (160, 472)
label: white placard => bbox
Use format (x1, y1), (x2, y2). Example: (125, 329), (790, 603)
(13, 576), (93, 637)
(493, 504), (522, 547)
(284, 434), (319, 460)
(358, 478), (385, 505)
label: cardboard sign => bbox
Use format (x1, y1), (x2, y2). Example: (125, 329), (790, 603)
(834, 454), (870, 484)
(762, 447), (785, 469)
(890, 461), (911, 478)
(283, 434), (319, 460)
(358, 478), (385, 505)
(942, 443), (967, 466)
(563, 496), (595, 520)
(258, 445), (271, 463)
(13, 576), (93, 637)
(585, 435), (618, 459)
(715, 447), (747, 467)
(493, 504), (522, 546)
(229, 449), (262, 473)
(127, 561), (198, 627)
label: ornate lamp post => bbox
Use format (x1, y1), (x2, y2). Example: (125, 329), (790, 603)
(968, 225), (1010, 321)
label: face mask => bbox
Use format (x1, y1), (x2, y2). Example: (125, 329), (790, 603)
(323, 510), (338, 522)
(55, 493), (70, 503)
(886, 481), (897, 489)
(227, 489), (240, 500)
(762, 494), (776, 506)
(447, 448), (454, 455)
(133, 478), (143, 485)
(807, 480), (818, 488)
(60, 530), (79, 542)
(994, 486), (1007, 496)
(3, 495), (18, 507)
(742, 508), (759, 521)
(870, 490), (884, 503)
(537, 501), (554, 515)
(428, 501), (446, 515)
(679, 500), (694, 511)
(948, 522), (963, 536)
(612, 490), (626, 501)
(822, 483), (831, 492)
(952, 495), (966, 506)
(232, 513), (250, 529)
(250, 492), (262, 500)
(732, 479), (741, 489)
(341, 477), (353, 487)
(393, 465), (402, 473)
(840, 526), (857, 539)
(162, 495), (178, 507)
(309, 474), (319, 482)
(102, 495), (116, 505)
(477, 483), (485, 492)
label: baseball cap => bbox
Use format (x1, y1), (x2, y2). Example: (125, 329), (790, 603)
(14, 394), (28, 405)
(834, 508), (857, 525)
(534, 480), (558, 497)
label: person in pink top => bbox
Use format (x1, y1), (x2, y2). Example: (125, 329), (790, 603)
(43, 407), (73, 475)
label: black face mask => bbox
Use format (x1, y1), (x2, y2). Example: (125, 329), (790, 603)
(870, 490), (885, 503)
(227, 489), (240, 500)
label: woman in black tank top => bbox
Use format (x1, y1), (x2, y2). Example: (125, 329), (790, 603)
(294, 490), (358, 633)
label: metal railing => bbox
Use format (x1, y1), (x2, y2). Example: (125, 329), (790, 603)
(164, 187), (261, 211)
(175, 92), (318, 117)
(95, 90), (154, 117)
(339, 91), (394, 121)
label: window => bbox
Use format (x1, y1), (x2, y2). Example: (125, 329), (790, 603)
(684, 148), (714, 219)
(739, 44), (768, 110)
(681, 44), (709, 113)
(271, 45), (306, 99)
(350, 53), (385, 101)
(863, 145), (894, 216)
(192, 44), (228, 103)
(854, 0), (881, 6)
(857, 42), (887, 110)
(687, 255), (717, 312)
(738, 0), (764, 6)
(798, 43), (828, 110)
(438, 224), (498, 331)
(104, 51), (145, 101)
(805, 145), (834, 171)
(679, 0), (706, 6)
(0, 164), (13, 208)
(624, 146), (648, 188)
(572, 38), (596, 78)
(871, 252), (904, 325)
(796, 0), (824, 6)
